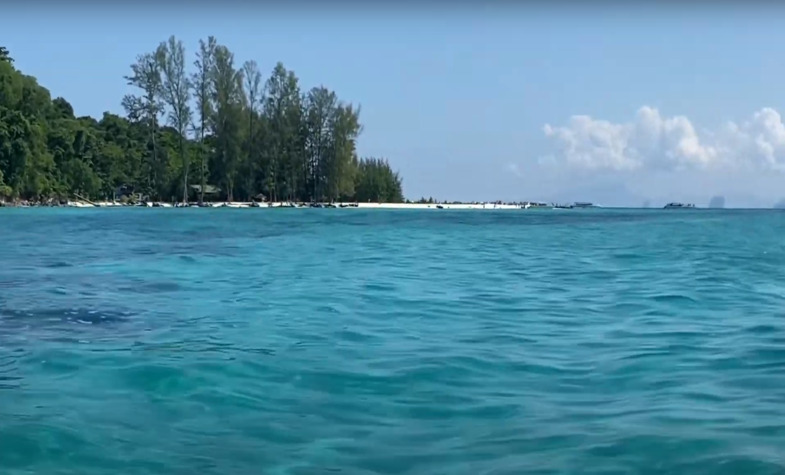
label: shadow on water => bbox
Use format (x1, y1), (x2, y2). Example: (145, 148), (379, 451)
(0, 307), (133, 330)
(0, 307), (137, 390)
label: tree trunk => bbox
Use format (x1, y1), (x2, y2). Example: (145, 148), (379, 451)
(199, 148), (206, 204)
(150, 117), (159, 200)
(181, 136), (188, 204)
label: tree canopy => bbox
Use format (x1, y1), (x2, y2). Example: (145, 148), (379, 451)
(0, 40), (404, 203)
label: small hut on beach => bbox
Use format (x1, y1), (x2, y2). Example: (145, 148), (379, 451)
(189, 184), (221, 202)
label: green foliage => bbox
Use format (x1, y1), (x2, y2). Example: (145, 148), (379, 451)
(0, 46), (12, 64)
(157, 36), (192, 203)
(0, 38), (406, 203)
(354, 157), (404, 203)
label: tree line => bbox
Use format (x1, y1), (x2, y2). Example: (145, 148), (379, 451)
(0, 38), (404, 203)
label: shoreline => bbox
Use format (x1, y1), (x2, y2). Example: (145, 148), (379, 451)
(1, 201), (772, 210)
(1, 202), (545, 210)
(0, 200), (592, 210)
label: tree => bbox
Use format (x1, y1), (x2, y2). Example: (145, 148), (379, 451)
(327, 103), (362, 201)
(241, 60), (262, 199)
(281, 70), (305, 202)
(0, 47), (12, 64)
(123, 52), (164, 198)
(0, 37), (407, 204)
(0, 108), (31, 194)
(0, 167), (11, 198)
(191, 36), (216, 204)
(52, 97), (75, 119)
(354, 157), (403, 203)
(157, 36), (192, 203)
(262, 63), (304, 202)
(304, 86), (337, 201)
(209, 44), (244, 201)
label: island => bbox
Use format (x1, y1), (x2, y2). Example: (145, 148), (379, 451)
(0, 39), (404, 207)
(0, 44), (616, 211)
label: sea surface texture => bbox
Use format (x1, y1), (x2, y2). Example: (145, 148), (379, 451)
(1, 208), (785, 474)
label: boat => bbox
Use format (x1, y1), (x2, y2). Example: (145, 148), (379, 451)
(521, 201), (551, 209)
(67, 201), (95, 208)
(573, 202), (596, 208)
(664, 202), (695, 209)
(553, 203), (574, 209)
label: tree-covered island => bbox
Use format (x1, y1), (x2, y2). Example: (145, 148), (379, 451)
(0, 38), (404, 205)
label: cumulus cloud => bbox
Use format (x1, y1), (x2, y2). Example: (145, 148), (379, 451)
(542, 106), (785, 172)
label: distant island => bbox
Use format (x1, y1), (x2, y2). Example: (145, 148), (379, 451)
(0, 39), (403, 205)
(708, 195), (726, 208)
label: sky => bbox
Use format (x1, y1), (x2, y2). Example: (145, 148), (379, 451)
(6, 3), (785, 207)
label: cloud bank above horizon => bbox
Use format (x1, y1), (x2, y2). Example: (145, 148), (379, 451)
(541, 106), (785, 173)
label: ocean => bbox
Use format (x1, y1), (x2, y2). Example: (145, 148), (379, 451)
(1, 208), (784, 474)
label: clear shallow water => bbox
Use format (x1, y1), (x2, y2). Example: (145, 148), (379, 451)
(1, 208), (785, 474)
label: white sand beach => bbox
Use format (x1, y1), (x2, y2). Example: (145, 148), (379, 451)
(69, 200), (561, 210)
(353, 202), (525, 210)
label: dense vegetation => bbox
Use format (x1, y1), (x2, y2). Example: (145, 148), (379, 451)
(0, 39), (404, 203)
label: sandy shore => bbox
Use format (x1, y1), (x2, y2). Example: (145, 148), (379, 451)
(72, 201), (543, 210)
(0, 200), (572, 209)
(354, 202), (526, 210)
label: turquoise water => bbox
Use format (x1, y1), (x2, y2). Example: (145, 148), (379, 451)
(1, 208), (785, 474)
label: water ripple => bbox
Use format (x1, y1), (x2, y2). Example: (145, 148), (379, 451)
(0, 208), (784, 474)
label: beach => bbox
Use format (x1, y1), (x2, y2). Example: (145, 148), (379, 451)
(2, 200), (564, 210)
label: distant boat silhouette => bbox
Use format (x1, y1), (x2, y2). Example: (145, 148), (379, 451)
(663, 202), (695, 209)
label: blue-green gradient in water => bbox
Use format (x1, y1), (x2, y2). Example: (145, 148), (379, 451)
(1, 208), (785, 474)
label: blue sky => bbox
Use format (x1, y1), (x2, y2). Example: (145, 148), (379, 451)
(6, 4), (785, 207)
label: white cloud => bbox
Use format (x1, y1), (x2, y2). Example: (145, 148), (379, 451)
(542, 106), (785, 172)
